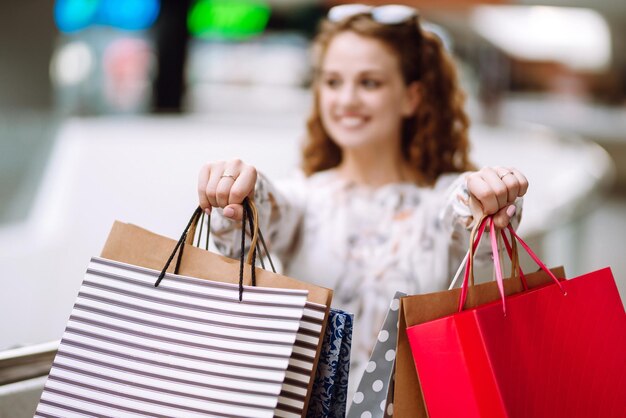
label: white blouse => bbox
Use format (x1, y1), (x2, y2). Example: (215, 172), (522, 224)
(210, 169), (521, 384)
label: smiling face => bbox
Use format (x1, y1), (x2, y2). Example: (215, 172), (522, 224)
(318, 31), (418, 153)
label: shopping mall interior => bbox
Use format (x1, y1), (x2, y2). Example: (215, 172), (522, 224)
(1, 1), (625, 415)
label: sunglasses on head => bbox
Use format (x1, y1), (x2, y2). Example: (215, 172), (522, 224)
(327, 4), (419, 25)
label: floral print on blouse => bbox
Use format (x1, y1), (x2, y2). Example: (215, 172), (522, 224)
(210, 169), (522, 387)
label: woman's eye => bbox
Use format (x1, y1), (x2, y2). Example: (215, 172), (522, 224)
(361, 79), (382, 89)
(324, 78), (341, 88)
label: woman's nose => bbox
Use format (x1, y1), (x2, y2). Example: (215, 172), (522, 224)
(337, 83), (360, 106)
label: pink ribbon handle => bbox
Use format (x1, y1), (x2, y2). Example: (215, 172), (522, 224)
(458, 216), (508, 315)
(489, 219), (506, 315)
(458, 218), (566, 316)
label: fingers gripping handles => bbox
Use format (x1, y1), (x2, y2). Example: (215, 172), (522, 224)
(458, 216), (566, 315)
(155, 198), (275, 301)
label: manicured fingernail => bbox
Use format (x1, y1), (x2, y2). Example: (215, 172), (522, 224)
(506, 205), (516, 217)
(204, 208), (211, 215)
(223, 207), (234, 218)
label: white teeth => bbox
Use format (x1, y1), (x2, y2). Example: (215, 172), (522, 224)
(339, 116), (366, 128)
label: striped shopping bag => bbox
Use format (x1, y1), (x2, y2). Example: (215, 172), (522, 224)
(37, 205), (333, 417)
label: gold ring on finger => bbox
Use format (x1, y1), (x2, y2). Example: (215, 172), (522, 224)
(498, 171), (514, 180)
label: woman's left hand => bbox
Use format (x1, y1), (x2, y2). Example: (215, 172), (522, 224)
(466, 167), (529, 229)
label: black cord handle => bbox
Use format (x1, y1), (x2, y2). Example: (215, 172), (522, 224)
(155, 207), (202, 287)
(155, 199), (274, 301)
(244, 203), (257, 287)
(195, 211), (210, 249)
(238, 202), (247, 299)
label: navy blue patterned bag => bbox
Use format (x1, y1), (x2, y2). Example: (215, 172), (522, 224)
(306, 308), (354, 418)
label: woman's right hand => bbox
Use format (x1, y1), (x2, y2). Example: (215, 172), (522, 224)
(198, 159), (257, 221)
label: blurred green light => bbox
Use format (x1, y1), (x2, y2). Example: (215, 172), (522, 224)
(188, 0), (270, 40)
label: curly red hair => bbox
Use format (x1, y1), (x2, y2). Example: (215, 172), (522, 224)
(302, 14), (475, 186)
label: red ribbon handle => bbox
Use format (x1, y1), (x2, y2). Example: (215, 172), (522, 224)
(506, 225), (565, 293)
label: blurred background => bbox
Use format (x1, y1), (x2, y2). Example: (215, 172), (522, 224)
(1, 0), (625, 415)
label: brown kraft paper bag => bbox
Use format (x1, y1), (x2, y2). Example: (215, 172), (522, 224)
(101, 220), (333, 417)
(393, 266), (566, 417)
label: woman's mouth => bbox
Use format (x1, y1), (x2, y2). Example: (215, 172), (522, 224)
(337, 115), (368, 129)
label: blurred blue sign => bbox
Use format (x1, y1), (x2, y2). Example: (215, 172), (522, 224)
(54, 0), (161, 33)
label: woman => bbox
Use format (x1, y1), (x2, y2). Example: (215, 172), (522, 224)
(197, 4), (527, 386)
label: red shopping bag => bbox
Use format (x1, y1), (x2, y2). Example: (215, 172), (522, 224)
(407, 218), (626, 418)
